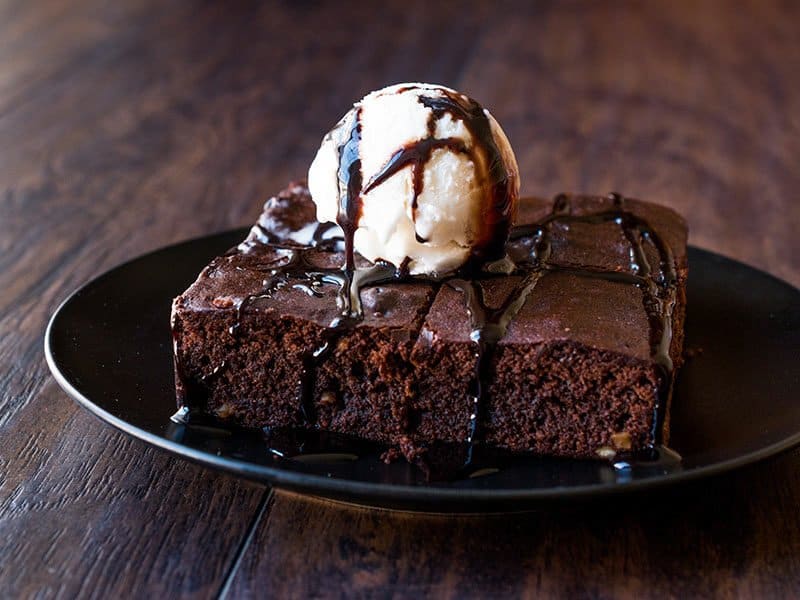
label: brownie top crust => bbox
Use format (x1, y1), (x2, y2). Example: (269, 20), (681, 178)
(179, 183), (687, 363)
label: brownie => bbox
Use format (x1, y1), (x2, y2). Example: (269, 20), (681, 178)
(171, 182), (688, 460)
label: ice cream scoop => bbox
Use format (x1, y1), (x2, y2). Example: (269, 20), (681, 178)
(307, 83), (519, 275)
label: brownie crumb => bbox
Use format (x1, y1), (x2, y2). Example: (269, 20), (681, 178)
(380, 447), (402, 464)
(398, 435), (428, 463)
(212, 296), (235, 308)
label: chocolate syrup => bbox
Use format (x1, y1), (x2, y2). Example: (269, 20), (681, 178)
(418, 90), (517, 263)
(336, 108), (364, 272)
(448, 270), (545, 464)
(363, 135), (468, 229)
(216, 194), (678, 467)
(509, 192), (677, 446)
(352, 89), (517, 260)
(212, 93), (677, 468)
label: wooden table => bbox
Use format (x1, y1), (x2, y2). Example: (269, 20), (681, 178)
(2, 1), (799, 597)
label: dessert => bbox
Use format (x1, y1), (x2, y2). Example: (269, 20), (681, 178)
(171, 84), (688, 461)
(308, 83), (519, 275)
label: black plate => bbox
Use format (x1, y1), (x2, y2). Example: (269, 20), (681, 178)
(45, 230), (800, 511)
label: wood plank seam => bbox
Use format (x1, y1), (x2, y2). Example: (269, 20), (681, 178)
(217, 487), (274, 599)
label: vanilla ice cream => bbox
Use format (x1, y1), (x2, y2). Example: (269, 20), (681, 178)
(308, 83), (519, 275)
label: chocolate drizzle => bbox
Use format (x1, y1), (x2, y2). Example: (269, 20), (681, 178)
(216, 94), (677, 463)
(336, 108), (364, 271)
(228, 242), (400, 423)
(507, 192), (677, 446)
(418, 91), (517, 263)
(239, 88), (521, 434)
(360, 89), (516, 261)
(363, 134), (468, 236)
(446, 192), (678, 464)
(448, 271), (545, 464)
(219, 189), (679, 465)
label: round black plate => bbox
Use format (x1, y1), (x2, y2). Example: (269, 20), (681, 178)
(45, 230), (800, 511)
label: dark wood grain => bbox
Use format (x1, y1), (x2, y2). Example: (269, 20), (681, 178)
(0, 395), (269, 598)
(230, 450), (800, 598)
(0, 0), (798, 597)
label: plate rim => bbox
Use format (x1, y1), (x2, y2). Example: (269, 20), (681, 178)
(43, 233), (800, 507)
